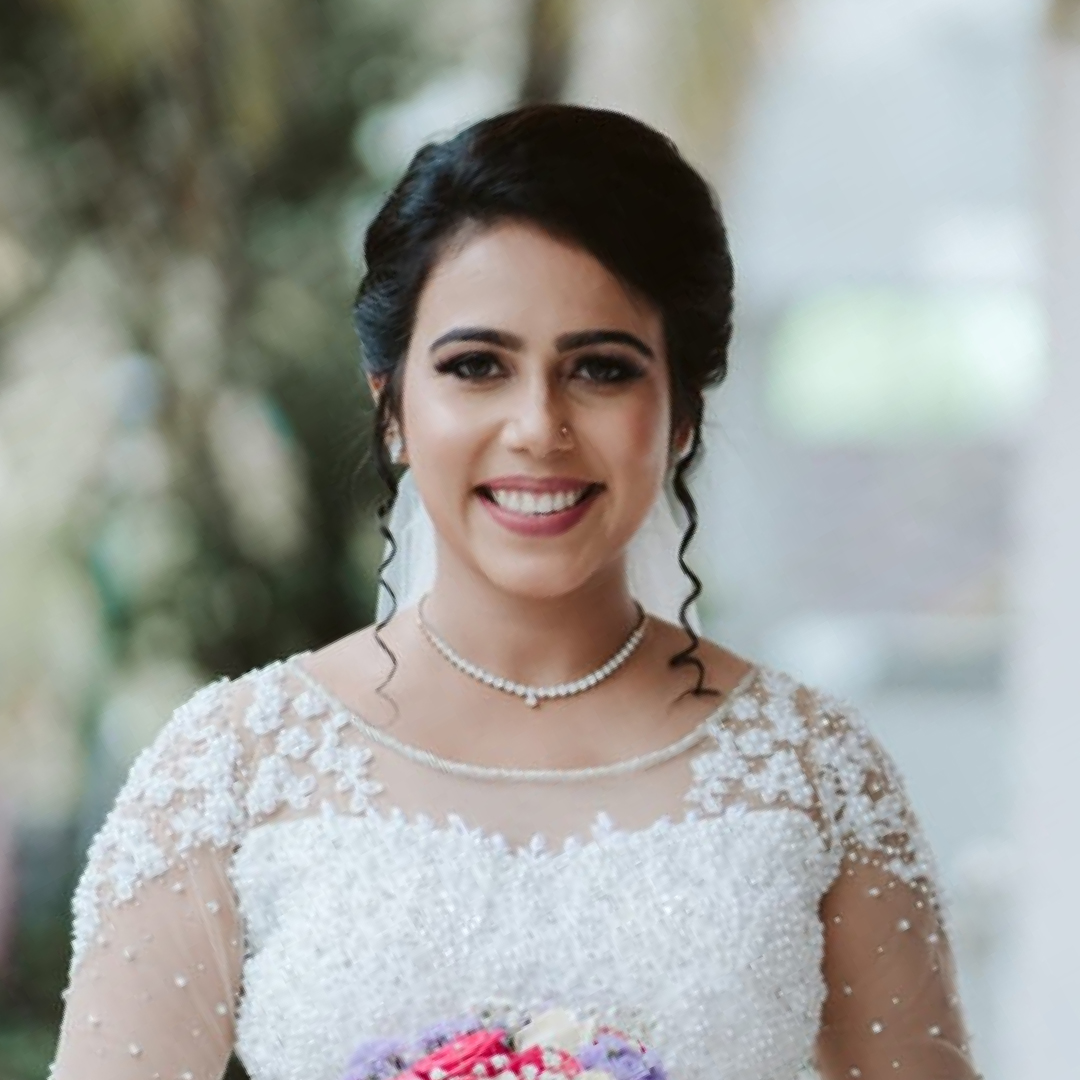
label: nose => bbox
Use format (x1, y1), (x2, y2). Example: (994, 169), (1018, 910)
(503, 376), (568, 458)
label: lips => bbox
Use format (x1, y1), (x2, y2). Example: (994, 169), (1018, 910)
(476, 477), (604, 536)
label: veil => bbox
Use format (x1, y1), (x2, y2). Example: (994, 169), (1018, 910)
(376, 471), (701, 630)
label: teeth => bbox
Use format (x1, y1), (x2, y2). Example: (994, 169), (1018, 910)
(489, 487), (590, 515)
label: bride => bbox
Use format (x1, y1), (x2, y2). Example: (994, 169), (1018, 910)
(49, 104), (979, 1080)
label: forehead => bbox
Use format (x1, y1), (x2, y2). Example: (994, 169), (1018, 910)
(412, 220), (663, 344)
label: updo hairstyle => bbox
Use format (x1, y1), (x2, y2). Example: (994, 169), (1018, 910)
(352, 104), (734, 695)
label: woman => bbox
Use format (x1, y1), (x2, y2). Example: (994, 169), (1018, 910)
(50, 105), (979, 1080)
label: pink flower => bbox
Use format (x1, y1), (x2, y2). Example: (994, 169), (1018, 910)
(406, 1030), (512, 1080)
(507, 1045), (582, 1079)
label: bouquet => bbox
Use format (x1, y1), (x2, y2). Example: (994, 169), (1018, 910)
(342, 1007), (668, 1080)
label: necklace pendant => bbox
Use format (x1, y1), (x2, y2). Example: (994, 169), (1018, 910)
(524, 691), (539, 708)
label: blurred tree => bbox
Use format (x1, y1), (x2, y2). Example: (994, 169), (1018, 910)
(0, 0), (426, 1074)
(0, 0), (426, 682)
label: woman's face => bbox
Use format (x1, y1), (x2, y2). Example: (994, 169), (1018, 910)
(398, 219), (673, 602)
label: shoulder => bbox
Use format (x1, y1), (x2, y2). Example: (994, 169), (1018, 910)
(164, 649), (389, 819)
(71, 650), (372, 972)
(697, 653), (910, 804)
(697, 648), (871, 749)
(727, 663), (932, 876)
(114, 653), (323, 832)
(158, 645), (351, 742)
(136, 656), (295, 760)
(646, 620), (883, 756)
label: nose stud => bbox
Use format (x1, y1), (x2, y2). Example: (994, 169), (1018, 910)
(558, 424), (574, 449)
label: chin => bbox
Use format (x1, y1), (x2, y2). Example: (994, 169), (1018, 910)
(480, 569), (594, 603)
(472, 548), (621, 603)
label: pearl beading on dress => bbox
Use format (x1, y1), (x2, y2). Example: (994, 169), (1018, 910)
(417, 597), (648, 708)
(51, 657), (980, 1080)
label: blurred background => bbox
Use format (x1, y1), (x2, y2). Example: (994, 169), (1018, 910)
(0, 0), (1075, 1077)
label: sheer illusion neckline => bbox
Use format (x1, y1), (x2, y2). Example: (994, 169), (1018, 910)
(288, 656), (760, 784)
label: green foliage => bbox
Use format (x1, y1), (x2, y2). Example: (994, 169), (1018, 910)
(0, 0), (429, 1070)
(0, 0), (427, 678)
(0, 1024), (57, 1080)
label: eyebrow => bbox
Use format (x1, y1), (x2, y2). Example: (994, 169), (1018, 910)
(555, 329), (655, 359)
(429, 326), (655, 359)
(429, 327), (524, 352)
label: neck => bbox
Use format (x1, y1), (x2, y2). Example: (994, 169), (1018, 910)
(420, 556), (642, 687)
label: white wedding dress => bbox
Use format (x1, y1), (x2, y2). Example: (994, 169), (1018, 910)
(49, 650), (980, 1080)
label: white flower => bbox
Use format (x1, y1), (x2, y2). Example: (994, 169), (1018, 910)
(513, 1009), (596, 1053)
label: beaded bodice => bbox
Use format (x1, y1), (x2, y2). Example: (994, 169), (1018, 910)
(50, 656), (980, 1080)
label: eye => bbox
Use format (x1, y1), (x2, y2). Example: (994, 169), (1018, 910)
(434, 351), (505, 381)
(572, 354), (646, 384)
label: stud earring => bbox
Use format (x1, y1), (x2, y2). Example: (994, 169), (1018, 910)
(387, 428), (406, 465)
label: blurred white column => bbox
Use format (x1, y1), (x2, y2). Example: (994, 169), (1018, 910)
(1005, 7), (1080, 1077)
(561, 0), (766, 174)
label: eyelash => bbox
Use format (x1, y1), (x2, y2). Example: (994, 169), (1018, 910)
(434, 352), (646, 385)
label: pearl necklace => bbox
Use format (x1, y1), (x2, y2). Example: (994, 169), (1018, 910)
(417, 597), (648, 708)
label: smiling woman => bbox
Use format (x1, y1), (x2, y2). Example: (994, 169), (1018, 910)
(353, 106), (733, 702)
(49, 105), (980, 1080)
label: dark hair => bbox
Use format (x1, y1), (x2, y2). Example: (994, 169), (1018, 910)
(352, 103), (734, 695)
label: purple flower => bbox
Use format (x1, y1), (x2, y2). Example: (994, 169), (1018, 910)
(343, 1038), (411, 1080)
(414, 1015), (484, 1056)
(575, 1034), (667, 1080)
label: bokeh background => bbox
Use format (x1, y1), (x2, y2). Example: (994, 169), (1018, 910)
(1, 1), (1076, 1077)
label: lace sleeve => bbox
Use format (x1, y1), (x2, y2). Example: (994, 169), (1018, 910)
(808, 699), (980, 1080)
(49, 679), (250, 1080)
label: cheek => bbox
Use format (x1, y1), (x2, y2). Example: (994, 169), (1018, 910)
(599, 387), (671, 485)
(401, 366), (469, 459)
(399, 366), (489, 517)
